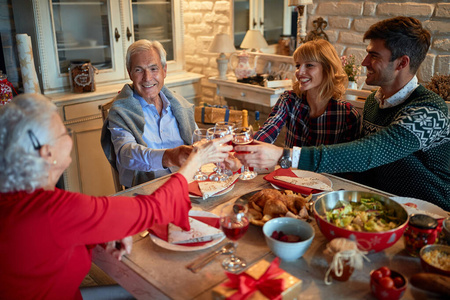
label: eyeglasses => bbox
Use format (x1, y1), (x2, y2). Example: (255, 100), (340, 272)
(27, 128), (73, 151)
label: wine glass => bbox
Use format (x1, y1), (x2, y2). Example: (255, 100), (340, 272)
(215, 121), (236, 176)
(233, 126), (257, 180)
(191, 128), (209, 181)
(206, 126), (231, 182)
(220, 202), (249, 272)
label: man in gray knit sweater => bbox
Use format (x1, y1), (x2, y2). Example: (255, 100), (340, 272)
(101, 40), (197, 188)
(235, 17), (450, 210)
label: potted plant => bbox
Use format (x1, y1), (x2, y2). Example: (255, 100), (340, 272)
(425, 74), (449, 102)
(341, 54), (361, 90)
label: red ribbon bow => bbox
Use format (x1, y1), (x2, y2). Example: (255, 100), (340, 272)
(223, 257), (285, 300)
(0, 78), (18, 95)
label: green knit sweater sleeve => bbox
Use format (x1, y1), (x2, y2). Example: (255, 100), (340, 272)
(298, 122), (421, 173)
(298, 106), (449, 173)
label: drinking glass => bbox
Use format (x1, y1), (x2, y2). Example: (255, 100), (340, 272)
(206, 126), (231, 182)
(215, 121), (236, 176)
(191, 128), (209, 181)
(233, 126), (257, 180)
(220, 202), (249, 272)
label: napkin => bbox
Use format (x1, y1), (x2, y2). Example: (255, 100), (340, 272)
(189, 173), (239, 200)
(168, 217), (224, 244)
(264, 168), (331, 195)
(148, 215), (221, 247)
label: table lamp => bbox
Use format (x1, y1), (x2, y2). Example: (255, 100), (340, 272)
(208, 33), (236, 80)
(240, 30), (268, 52)
(288, 0), (313, 47)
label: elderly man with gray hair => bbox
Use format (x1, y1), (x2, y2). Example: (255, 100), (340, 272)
(101, 40), (197, 188)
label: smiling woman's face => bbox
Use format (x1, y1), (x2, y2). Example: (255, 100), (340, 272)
(294, 59), (324, 96)
(128, 48), (167, 104)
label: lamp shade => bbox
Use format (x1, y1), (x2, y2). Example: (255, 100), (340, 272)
(288, 0), (313, 6)
(208, 33), (236, 53)
(240, 30), (268, 50)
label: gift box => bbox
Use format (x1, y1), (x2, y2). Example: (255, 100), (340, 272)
(195, 105), (242, 124)
(212, 258), (302, 300)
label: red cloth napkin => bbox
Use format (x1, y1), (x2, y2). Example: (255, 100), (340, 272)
(148, 215), (220, 247)
(264, 168), (323, 195)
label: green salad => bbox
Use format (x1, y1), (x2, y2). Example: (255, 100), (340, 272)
(325, 197), (401, 232)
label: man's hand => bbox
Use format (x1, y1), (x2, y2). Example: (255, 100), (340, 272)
(162, 145), (193, 168)
(105, 236), (133, 261)
(234, 140), (283, 169)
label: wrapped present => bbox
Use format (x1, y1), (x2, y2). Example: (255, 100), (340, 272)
(212, 258), (302, 300)
(195, 105), (242, 124)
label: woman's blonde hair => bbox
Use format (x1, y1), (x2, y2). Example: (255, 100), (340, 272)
(292, 39), (348, 100)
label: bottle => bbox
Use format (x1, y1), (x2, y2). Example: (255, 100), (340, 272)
(242, 109), (249, 128)
(253, 111), (260, 131)
(0, 71), (14, 106)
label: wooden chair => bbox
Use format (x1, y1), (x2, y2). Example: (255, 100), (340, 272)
(100, 100), (124, 193)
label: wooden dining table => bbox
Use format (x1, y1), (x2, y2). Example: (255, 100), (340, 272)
(92, 172), (443, 300)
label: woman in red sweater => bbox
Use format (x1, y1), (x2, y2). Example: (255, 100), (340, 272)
(0, 93), (232, 300)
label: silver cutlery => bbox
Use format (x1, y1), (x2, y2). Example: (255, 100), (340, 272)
(186, 242), (234, 273)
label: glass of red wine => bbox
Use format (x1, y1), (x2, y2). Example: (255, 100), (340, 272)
(233, 126), (257, 180)
(191, 129), (209, 181)
(207, 126), (231, 182)
(220, 202), (249, 272)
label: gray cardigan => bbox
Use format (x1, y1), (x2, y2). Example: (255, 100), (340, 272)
(101, 84), (196, 187)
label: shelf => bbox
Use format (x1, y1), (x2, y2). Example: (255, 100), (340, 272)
(58, 45), (109, 51)
(53, 2), (105, 6)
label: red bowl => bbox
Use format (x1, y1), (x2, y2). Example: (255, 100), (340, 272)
(370, 270), (407, 300)
(313, 191), (409, 253)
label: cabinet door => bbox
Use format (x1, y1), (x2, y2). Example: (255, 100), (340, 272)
(234, 0), (291, 49)
(123, 0), (184, 73)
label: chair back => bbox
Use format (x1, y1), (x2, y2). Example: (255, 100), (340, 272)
(101, 100), (124, 193)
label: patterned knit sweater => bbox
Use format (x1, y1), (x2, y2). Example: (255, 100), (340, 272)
(299, 85), (450, 210)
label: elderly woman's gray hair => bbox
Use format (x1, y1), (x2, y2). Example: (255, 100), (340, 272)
(126, 39), (167, 71)
(0, 93), (58, 193)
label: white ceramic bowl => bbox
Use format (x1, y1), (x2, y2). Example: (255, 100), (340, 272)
(262, 217), (314, 261)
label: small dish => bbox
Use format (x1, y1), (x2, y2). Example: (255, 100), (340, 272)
(370, 268), (407, 300)
(262, 217), (314, 261)
(419, 244), (450, 276)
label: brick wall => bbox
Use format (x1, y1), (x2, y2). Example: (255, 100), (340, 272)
(183, 0), (450, 104)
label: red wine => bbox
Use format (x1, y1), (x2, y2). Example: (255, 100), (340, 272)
(221, 216), (250, 241)
(232, 139), (252, 154)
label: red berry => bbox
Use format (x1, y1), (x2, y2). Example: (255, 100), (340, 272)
(378, 266), (391, 277)
(371, 270), (383, 283)
(393, 276), (405, 288)
(380, 277), (394, 289)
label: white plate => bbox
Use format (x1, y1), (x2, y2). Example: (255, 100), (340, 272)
(270, 170), (333, 196)
(390, 196), (448, 219)
(189, 182), (235, 199)
(149, 210), (225, 252)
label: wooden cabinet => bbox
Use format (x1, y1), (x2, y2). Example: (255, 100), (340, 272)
(13, 0), (185, 94)
(13, 0), (203, 196)
(234, 0), (292, 49)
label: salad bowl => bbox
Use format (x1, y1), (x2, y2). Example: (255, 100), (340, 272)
(313, 191), (409, 253)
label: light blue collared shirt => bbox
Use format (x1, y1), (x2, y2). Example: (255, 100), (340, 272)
(374, 76), (419, 108)
(108, 91), (185, 187)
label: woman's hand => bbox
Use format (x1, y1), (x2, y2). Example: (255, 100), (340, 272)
(105, 236), (133, 261)
(234, 140), (283, 169)
(178, 135), (233, 180)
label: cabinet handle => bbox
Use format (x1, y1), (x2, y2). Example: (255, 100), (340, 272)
(115, 28), (121, 42)
(253, 19), (257, 28)
(127, 27), (132, 41)
(260, 19), (264, 26)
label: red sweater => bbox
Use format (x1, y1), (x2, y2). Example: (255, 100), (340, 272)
(0, 173), (191, 300)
